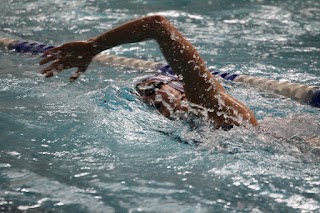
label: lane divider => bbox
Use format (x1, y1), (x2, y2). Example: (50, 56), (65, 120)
(1, 37), (319, 107)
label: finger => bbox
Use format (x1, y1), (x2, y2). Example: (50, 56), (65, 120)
(41, 63), (57, 74)
(40, 61), (64, 74)
(43, 46), (61, 55)
(69, 72), (81, 82)
(44, 70), (54, 78)
(40, 47), (63, 62)
(69, 66), (87, 82)
(39, 55), (57, 65)
(43, 68), (61, 78)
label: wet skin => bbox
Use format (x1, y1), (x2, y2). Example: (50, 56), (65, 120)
(135, 79), (188, 118)
(39, 15), (258, 128)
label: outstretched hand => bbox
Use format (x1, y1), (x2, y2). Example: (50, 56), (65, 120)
(39, 41), (98, 82)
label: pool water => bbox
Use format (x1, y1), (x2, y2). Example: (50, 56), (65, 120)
(1, 0), (320, 212)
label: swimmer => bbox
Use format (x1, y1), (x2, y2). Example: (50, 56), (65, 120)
(39, 15), (258, 129)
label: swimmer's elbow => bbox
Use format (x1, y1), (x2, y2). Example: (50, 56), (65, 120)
(147, 14), (168, 23)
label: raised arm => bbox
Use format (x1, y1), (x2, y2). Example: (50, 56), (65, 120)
(40, 15), (258, 127)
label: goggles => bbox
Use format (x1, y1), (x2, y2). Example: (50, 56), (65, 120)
(136, 80), (165, 97)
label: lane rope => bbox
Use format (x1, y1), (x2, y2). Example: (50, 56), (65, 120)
(1, 37), (319, 107)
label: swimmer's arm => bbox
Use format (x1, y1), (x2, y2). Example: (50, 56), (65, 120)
(40, 15), (257, 127)
(89, 15), (257, 127)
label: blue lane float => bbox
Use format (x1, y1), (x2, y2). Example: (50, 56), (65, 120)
(0, 37), (319, 107)
(7, 40), (54, 54)
(159, 64), (320, 108)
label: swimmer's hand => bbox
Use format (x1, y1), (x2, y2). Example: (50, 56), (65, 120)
(39, 41), (98, 82)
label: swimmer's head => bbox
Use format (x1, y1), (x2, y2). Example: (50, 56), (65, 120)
(135, 80), (165, 98)
(135, 79), (187, 118)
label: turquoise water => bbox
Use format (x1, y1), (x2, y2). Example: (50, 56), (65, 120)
(1, 0), (320, 212)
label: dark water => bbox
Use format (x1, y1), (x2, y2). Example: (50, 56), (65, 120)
(0, 0), (320, 212)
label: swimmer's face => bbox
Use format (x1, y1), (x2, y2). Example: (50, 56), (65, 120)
(135, 80), (187, 117)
